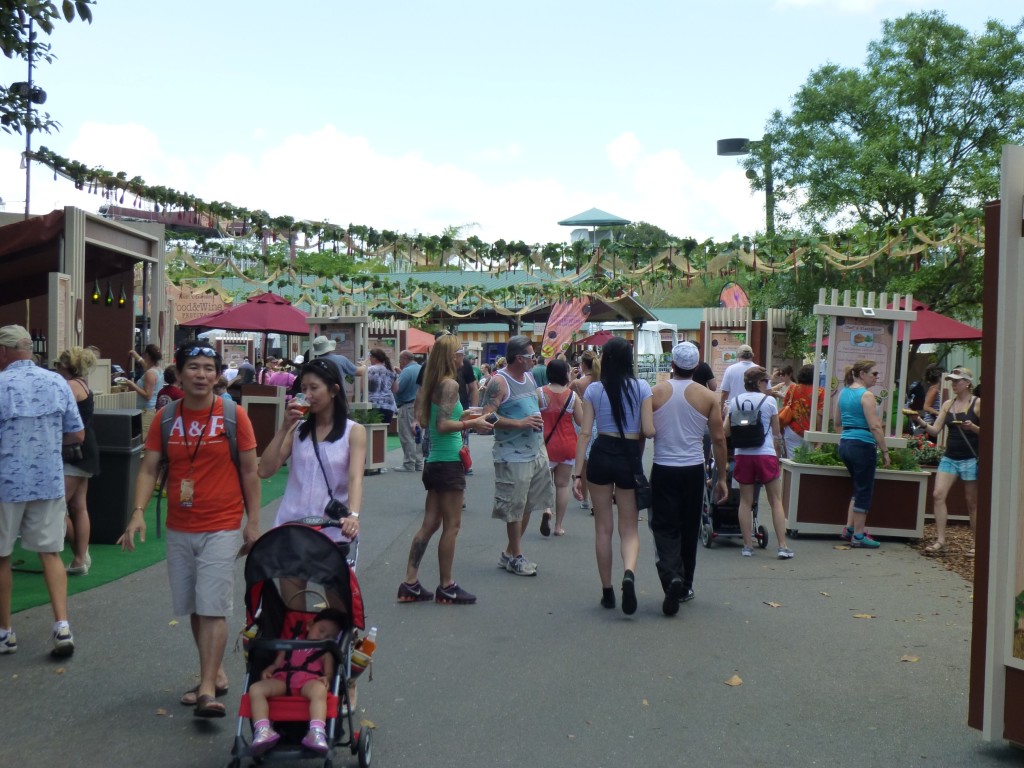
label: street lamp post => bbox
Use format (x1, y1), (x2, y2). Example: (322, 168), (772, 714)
(717, 136), (775, 241)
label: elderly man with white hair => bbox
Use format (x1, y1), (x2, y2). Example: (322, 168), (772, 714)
(0, 325), (84, 657)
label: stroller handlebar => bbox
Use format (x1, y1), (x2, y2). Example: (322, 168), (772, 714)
(298, 515), (343, 528)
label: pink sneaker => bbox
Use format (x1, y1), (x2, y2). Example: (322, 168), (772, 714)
(250, 725), (280, 756)
(301, 727), (329, 755)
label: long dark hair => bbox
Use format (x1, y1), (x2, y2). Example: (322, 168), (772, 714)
(297, 358), (349, 442)
(599, 336), (639, 436)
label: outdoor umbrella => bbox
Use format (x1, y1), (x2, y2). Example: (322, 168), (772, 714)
(893, 302), (982, 344)
(406, 327), (436, 354)
(576, 330), (615, 347)
(181, 291), (309, 336)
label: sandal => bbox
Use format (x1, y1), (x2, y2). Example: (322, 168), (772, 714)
(180, 683), (229, 706)
(194, 694), (226, 718)
(923, 542), (945, 555)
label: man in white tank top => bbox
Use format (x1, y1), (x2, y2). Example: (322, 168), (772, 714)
(649, 343), (729, 617)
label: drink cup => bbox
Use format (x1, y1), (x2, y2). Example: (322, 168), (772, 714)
(293, 393), (310, 416)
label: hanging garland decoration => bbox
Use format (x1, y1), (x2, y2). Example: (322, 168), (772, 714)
(36, 147), (986, 313)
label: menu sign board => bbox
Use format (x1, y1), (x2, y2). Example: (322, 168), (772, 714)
(830, 316), (894, 408)
(709, 331), (747, 381)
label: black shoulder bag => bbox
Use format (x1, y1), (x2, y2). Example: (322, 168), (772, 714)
(311, 428), (349, 520)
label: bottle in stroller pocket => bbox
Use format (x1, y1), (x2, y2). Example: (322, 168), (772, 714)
(350, 626), (377, 679)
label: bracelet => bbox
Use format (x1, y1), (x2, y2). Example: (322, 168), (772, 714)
(132, 507), (145, 514)
(349, 512), (360, 519)
(571, 474), (581, 480)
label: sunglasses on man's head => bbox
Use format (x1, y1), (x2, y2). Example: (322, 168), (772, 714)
(184, 346), (217, 357)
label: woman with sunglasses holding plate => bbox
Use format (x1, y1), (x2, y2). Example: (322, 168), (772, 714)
(908, 367), (980, 555)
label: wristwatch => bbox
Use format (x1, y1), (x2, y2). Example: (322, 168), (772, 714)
(484, 412), (500, 425)
(349, 511), (360, 519)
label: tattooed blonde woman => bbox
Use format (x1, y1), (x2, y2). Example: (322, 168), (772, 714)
(396, 334), (492, 604)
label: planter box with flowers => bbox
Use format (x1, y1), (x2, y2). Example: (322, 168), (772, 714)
(349, 407), (388, 473)
(781, 444), (929, 539)
(905, 434), (972, 523)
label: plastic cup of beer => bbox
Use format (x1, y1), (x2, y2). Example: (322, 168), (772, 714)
(293, 393), (310, 417)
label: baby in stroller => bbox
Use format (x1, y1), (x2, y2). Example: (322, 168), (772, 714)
(249, 608), (346, 756)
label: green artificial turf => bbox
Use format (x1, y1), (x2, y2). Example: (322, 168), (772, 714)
(10, 466), (290, 615)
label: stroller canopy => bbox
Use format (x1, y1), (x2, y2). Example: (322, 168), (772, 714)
(245, 524), (365, 630)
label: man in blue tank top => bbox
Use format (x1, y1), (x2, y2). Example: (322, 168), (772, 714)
(480, 336), (555, 576)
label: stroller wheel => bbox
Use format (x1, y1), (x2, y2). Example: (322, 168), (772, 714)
(756, 524), (769, 549)
(700, 516), (713, 548)
(357, 725), (373, 768)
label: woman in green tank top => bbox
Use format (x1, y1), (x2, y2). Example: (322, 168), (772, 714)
(397, 334), (493, 605)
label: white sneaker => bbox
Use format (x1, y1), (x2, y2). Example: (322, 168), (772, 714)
(506, 554), (537, 576)
(741, 547), (754, 557)
(51, 626), (74, 658)
(777, 547), (795, 560)
(0, 630), (16, 654)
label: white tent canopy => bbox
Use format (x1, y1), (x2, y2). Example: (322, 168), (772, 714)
(585, 320), (677, 355)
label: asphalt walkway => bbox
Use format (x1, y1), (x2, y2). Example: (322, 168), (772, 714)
(4, 435), (1021, 768)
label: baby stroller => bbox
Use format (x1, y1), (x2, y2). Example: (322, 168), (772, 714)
(229, 517), (373, 768)
(700, 456), (768, 550)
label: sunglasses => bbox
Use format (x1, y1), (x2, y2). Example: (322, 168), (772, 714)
(519, 353), (537, 361)
(184, 346), (217, 357)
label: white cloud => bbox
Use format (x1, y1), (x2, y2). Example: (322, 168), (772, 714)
(606, 132), (642, 170)
(0, 123), (767, 247)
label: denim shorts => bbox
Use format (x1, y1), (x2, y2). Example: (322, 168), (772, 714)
(937, 455), (977, 481)
(838, 439), (877, 514)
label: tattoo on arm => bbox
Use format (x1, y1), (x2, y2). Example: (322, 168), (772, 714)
(481, 376), (505, 412)
(435, 380), (458, 425)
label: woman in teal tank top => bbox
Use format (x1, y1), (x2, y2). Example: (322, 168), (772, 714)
(837, 359), (891, 548)
(397, 334), (493, 605)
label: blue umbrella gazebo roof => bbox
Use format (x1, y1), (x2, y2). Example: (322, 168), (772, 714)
(557, 207), (632, 227)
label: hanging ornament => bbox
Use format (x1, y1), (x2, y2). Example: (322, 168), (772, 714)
(105, 281), (114, 306)
(118, 282), (127, 308)
(91, 278), (101, 304)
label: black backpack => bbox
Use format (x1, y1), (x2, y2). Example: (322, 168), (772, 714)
(729, 395), (771, 449)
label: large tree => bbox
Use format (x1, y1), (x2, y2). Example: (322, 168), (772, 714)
(749, 12), (1024, 231)
(2, 1), (94, 135)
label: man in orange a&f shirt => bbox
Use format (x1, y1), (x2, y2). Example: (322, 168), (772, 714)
(120, 341), (261, 718)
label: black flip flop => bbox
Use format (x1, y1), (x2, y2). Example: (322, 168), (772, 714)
(194, 694), (226, 718)
(180, 684), (228, 706)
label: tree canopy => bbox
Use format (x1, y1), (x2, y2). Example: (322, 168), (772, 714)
(750, 11), (1024, 232)
(1, 1), (94, 135)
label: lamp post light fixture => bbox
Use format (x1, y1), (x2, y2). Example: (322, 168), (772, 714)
(717, 136), (775, 241)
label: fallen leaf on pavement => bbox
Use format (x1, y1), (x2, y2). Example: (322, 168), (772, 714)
(900, 655), (920, 662)
(642, 698), (650, 708)
(820, 592), (830, 597)
(834, 545), (851, 550)
(169, 620), (178, 626)
(763, 601), (782, 608)
(53, 667), (66, 674)
(852, 613), (875, 619)
(360, 719), (376, 729)
(155, 708), (169, 716)
(724, 675), (743, 686)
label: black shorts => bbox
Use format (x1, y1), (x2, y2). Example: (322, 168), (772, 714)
(422, 461), (466, 493)
(586, 435), (640, 488)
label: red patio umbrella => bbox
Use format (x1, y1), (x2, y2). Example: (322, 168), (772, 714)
(406, 327), (435, 354)
(577, 330), (615, 347)
(180, 291), (309, 335)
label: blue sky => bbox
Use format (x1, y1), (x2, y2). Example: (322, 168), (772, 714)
(1, 0), (1020, 246)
